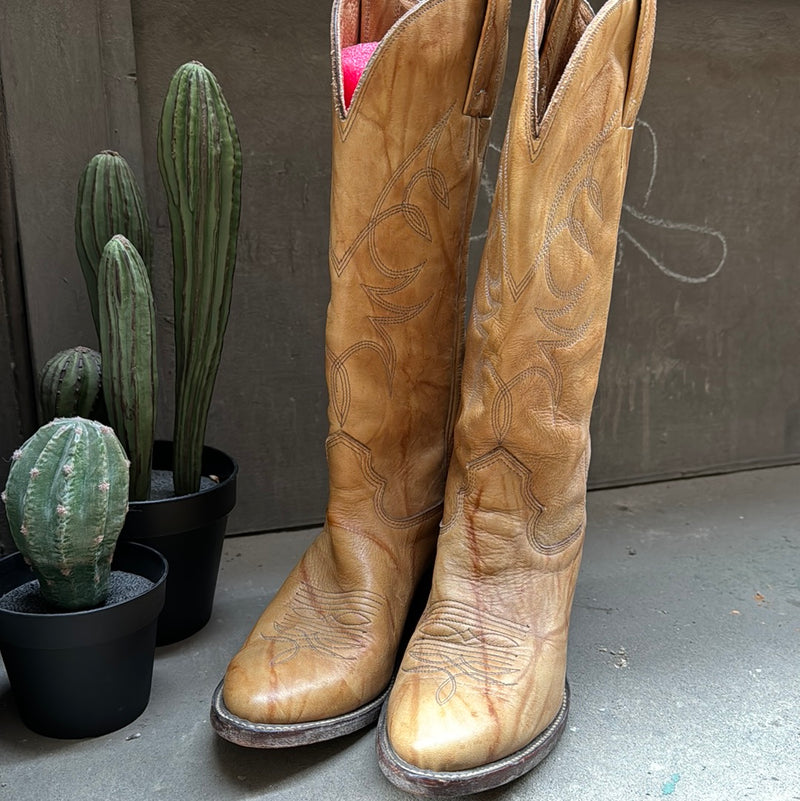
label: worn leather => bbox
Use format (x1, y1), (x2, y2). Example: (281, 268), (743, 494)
(385, 0), (656, 772)
(222, 0), (510, 726)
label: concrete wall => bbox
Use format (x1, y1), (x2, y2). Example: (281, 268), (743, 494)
(592, 0), (800, 484)
(0, 0), (798, 543)
(129, 0), (333, 534)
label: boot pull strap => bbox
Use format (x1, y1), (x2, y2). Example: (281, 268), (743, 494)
(463, 0), (512, 117)
(622, 0), (657, 129)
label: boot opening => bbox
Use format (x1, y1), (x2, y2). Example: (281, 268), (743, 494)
(537, 0), (595, 122)
(341, 42), (380, 108)
(337, 0), (424, 111)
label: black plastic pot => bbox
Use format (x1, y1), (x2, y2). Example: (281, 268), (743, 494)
(120, 441), (238, 646)
(0, 541), (167, 739)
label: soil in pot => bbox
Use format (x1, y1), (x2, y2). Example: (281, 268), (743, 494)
(0, 571), (154, 613)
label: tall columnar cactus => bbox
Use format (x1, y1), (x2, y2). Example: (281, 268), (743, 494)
(39, 346), (103, 422)
(157, 61), (242, 496)
(1, 418), (130, 611)
(97, 235), (158, 501)
(75, 151), (153, 337)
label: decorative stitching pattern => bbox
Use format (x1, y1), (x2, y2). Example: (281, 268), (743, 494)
(327, 431), (442, 528)
(450, 116), (618, 554)
(401, 599), (527, 705)
(330, 107), (452, 277)
(261, 582), (384, 664)
(443, 446), (583, 553)
(473, 114), (617, 414)
(328, 107), (454, 429)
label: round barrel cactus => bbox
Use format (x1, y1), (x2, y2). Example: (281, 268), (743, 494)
(38, 346), (103, 422)
(75, 151), (153, 338)
(157, 61), (242, 496)
(1, 417), (130, 611)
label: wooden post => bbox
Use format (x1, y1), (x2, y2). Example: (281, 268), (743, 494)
(0, 0), (146, 370)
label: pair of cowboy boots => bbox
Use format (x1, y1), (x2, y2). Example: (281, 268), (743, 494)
(212, 0), (656, 794)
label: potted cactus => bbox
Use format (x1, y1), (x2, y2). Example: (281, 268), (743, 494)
(38, 345), (105, 422)
(120, 61), (241, 645)
(36, 61), (241, 645)
(0, 417), (167, 738)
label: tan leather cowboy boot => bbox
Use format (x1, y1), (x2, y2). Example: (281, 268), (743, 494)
(211, 0), (510, 747)
(377, 0), (656, 792)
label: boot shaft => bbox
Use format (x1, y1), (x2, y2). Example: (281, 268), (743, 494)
(326, 0), (510, 527)
(380, 1), (657, 786)
(446, 0), (656, 556)
(215, 0), (514, 738)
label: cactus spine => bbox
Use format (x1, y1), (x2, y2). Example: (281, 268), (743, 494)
(157, 61), (242, 496)
(39, 346), (103, 421)
(2, 418), (130, 611)
(75, 151), (153, 337)
(97, 236), (158, 501)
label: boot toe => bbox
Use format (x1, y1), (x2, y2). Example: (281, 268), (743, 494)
(222, 640), (364, 725)
(385, 679), (509, 773)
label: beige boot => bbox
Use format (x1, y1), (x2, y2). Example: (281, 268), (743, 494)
(211, 0), (510, 747)
(378, 0), (656, 792)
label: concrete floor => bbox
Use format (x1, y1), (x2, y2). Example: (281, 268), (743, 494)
(0, 466), (798, 800)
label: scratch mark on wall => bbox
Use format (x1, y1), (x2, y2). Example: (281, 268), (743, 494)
(617, 120), (728, 284)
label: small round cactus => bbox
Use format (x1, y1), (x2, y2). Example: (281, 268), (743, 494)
(2, 418), (130, 611)
(38, 346), (103, 422)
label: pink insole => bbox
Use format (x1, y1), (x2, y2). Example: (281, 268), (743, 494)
(341, 42), (379, 109)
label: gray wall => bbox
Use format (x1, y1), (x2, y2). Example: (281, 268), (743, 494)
(0, 0), (797, 544)
(592, 0), (800, 485)
(129, 0), (333, 534)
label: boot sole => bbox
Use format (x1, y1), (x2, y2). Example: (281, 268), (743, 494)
(210, 679), (390, 748)
(375, 683), (570, 796)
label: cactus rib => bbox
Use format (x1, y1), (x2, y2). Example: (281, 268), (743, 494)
(157, 61), (242, 495)
(2, 418), (130, 611)
(39, 346), (103, 421)
(75, 151), (153, 337)
(98, 235), (158, 501)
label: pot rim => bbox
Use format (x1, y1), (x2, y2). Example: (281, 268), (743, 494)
(127, 440), (238, 509)
(0, 542), (168, 648)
